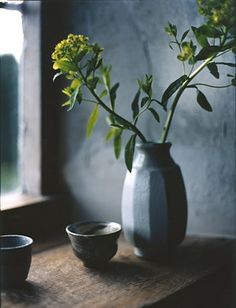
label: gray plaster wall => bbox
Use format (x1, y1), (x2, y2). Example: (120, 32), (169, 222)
(61, 0), (235, 237)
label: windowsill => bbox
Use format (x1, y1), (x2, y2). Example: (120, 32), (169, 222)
(1, 193), (70, 239)
(1, 193), (50, 211)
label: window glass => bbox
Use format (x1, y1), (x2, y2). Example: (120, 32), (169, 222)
(0, 5), (23, 194)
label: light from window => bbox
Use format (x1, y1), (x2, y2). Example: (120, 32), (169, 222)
(0, 6), (23, 194)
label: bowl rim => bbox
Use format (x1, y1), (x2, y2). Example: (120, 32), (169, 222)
(0, 234), (33, 250)
(66, 221), (122, 238)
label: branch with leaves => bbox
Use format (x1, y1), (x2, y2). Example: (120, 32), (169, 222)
(52, 0), (235, 171)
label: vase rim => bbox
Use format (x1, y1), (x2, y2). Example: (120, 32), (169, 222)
(136, 141), (172, 148)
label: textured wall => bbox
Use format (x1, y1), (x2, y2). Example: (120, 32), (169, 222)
(61, 0), (235, 237)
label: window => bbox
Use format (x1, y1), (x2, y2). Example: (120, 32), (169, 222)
(1, 1), (42, 209)
(1, 1), (68, 238)
(0, 1), (23, 195)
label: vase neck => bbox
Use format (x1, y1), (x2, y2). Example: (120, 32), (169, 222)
(133, 142), (176, 168)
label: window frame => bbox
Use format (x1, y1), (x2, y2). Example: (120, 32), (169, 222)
(21, 1), (41, 195)
(1, 1), (70, 239)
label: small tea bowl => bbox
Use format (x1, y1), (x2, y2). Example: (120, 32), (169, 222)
(0, 234), (33, 288)
(66, 221), (122, 268)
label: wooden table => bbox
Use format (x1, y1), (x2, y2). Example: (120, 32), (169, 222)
(1, 236), (235, 308)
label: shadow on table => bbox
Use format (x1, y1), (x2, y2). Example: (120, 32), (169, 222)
(1, 281), (49, 306)
(84, 260), (162, 285)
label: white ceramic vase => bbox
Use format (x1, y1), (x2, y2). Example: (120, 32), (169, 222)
(121, 142), (187, 259)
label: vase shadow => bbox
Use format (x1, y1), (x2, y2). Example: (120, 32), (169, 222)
(85, 259), (158, 284)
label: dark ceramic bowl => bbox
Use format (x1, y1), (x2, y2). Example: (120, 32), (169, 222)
(66, 221), (122, 268)
(0, 235), (33, 288)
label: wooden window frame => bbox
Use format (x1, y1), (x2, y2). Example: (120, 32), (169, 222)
(1, 1), (70, 239)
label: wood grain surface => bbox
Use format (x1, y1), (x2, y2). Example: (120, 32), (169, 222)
(1, 236), (234, 308)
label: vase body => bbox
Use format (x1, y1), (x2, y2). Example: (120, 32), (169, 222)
(121, 142), (187, 259)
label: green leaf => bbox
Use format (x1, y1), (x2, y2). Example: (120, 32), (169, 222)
(77, 89), (83, 104)
(161, 75), (188, 108)
(181, 29), (190, 42)
(113, 130), (122, 159)
(215, 62), (236, 67)
(138, 75), (153, 97)
(207, 62), (219, 79)
(165, 22), (177, 36)
(99, 89), (108, 99)
(124, 134), (136, 172)
(141, 96), (149, 107)
(53, 72), (63, 82)
(195, 46), (220, 61)
(197, 24), (222, 38)
(62, 100), (71, 107)
(62, 87), (72, 97)
(191, 26), (209, 47)
(148, 107), (160, 122)
(131, 90), (140, 119)
(95, 58), (103, 70)
(53, 60), (77, 72)
(86, 104), (99, 137)
(110, 83), (119, 110)
(87, 77), (99, 90)
(101, 65), (111, 89)
(196, 90), (213, 112)
(71, 78), (82, 90)
(105, 127), (118, 142)
(67, 87), (79, 111)
(86, 57), (98, 77)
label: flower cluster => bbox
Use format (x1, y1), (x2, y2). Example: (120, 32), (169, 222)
(52, 34), (104, 72)
(52, 34), (89, 62)
(177, 41), (196, 63)
(197, 0), (236, 30)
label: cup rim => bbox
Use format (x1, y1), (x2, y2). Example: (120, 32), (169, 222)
(0, 234), (33, 250)
(66, 221), (122, 238)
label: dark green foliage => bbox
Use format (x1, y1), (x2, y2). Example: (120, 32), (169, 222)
(195, 46), (220, 61)
(131, 90), (140, 120)
(148, 108), (160, 123)
(161, 75), (188, 108)
(192, 26), (209, 47)
(113, 129), (122, 159)
(125, 134), (136, 172)
(197, 24), (222, 38)
(109, 83), (119, 110)
(165, 22), (177, 36)
(207, 62), (220, 78)
(181, 30), (190, 42)
(196, 90), (213, 111)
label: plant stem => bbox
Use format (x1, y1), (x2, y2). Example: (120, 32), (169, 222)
(78, 68), (147, 142)
(159, 56), (215, 143)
